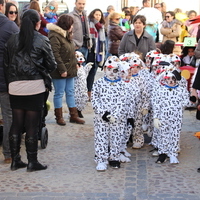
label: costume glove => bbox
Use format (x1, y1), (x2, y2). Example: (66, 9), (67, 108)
(102, 111), (116, 123)
(107, 114), (116, 123)
(153, 118), (161, 129)
(142, 109), (148, 115)
(127, 118), (134, 128)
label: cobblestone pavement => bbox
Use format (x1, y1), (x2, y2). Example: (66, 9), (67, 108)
(0, 70), (200, 200)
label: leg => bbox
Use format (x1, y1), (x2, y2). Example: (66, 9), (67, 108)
(9, 108), (27, 170)
(65, 78), (85, 124)
(25, 110), (47, 172)
(52, 79), (66, 125)
(0, 92), (12, 161)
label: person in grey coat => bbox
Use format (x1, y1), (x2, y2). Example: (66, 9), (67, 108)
(118, 15), (156, 61)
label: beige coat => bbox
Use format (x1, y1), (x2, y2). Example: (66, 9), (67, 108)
(160, 20), (182, 55)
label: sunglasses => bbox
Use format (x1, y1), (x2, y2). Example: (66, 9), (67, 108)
(165, 15), (170, 18)
(9, 11), (18, 15)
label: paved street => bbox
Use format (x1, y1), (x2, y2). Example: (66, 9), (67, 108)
(0, 69), (200, 200)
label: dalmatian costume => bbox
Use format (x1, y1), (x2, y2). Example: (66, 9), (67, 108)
(152, 69), (194, 164)
(91, 56), (128, 171)
(127, 57), (150, 149)
(118, 61), (138, 162)
(74, 51), (92, 117)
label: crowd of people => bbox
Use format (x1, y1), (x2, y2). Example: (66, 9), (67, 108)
(0, 0), (200, 172)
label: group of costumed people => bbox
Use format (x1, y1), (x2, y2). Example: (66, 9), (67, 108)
(91, 49), (195, 171)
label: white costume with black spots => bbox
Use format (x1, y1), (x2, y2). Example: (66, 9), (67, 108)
(92, 77), (127, 163)
(74, 51), (92, 111)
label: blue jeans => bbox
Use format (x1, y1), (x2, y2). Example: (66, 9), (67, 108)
(0, 92), (12, 159)
(52, 78), (76, 108)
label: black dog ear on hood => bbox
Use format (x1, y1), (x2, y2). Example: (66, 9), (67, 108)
(172, 70), (182, 81)
(159, 61), (170, 66)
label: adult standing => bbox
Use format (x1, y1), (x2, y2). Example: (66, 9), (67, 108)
(0, 0), (19, 163)
(68, 0), (91, 61)
(47, 14), (85, 125)
(136, 0), (163, 41)
(4, 9), (56, 171)
(160, 11), (182, 55)
(191, 39), (200, 172)
(87, 9), (105, 100)
(5, 2), (20, 26)
(108, 12), (124, 57)
(118, 15), (156, 61)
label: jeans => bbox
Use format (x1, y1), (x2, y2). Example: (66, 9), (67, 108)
(52, 78), (76, 108)
(0, 92), (12, 158)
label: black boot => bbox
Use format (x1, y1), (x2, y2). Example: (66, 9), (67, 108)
(109, 160), (120, 168)
(9, 135), (27, 171)
(156, 154), (168, 164)
(25, 136), (47, 172)
(77, 110), (84, 118)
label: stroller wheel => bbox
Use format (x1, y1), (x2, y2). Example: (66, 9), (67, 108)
(41, 127), (48, 149)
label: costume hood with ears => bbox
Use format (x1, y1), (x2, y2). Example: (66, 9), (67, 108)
(104, 56), (121, 80)
(75, 51), (85, 64)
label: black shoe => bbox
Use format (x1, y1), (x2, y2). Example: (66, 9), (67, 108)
(77, 110), (84, 118)
(156, 154), (168, 164)
(11, 160), (27, 171)
(109, 160), (120, 168)
(27, 161), (47, 172)
(197, 168), (200, 173)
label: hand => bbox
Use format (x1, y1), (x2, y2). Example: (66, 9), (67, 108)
(142, 109), (148, 115)
(61, 72), (67, 77)
(190, 96), (197, 103)
(102, 111), (115, 123)
(191, 89), (198, 99)
(127, 118), (134, 128)
(153, 118), (161, 129)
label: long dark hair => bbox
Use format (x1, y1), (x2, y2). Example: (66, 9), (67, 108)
(5, 2), (20, 26)
(18, 9), (40, 54)
(88, 9), (105, 24)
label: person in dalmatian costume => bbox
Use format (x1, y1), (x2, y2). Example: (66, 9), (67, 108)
(127, 57), (150, 149)
(118, 61), (138, 162)
(91, 56), (131, 171)
(152, 68), (195, 164)
(74, 51), (93, 118)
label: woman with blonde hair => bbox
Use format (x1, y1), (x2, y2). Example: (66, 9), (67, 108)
(108, 12), (124, 56)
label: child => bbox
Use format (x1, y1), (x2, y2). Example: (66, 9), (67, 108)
(74, 51), (92, 118)
(91, 56), (128, 171)
(181, 47), (196, 67)
(152, 69), (194, 164)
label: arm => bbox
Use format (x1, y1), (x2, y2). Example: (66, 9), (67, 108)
(195, 39), (200, 59)
(118, 33), (127, 56)
(48, 35), (66, 74)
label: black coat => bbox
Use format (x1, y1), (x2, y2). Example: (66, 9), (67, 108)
(0, 13), (19, 92)
(3, 31), (56, 85)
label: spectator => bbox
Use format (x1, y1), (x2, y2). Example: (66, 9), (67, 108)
(68, 0), (91, 62)
(160, 11), (182, 55)
(154, 3), (162, 12)
(87, 8), (105, 100)
(181, 47), (196, 66)
(4, 9), (56, 171)
(129, 6), (138, 24)
(161, 2), (167, 20)
(29, 0), (49, 36)
(47, 14), (85, 125)
(118, 15), (156, 61)
(108, 12), (124, 57)
(5, 2), (19, 26)
(185, 10), (199, 38)
(104, 5), (115, 59)
(0, 0), (19, 164)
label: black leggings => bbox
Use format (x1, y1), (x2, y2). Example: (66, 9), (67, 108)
(9, 109), (41, 139)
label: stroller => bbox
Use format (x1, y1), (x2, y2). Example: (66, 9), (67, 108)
(38, 91), (49, 149)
